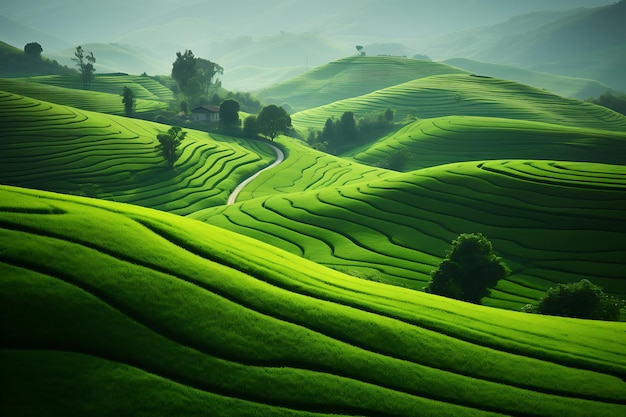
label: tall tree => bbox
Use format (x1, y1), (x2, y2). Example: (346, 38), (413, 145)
(171, 50), (197, 103)
(71, 46), (96, 89)
(196, 57), (223, 94)
(426, 233), (510, 304)
(122, 86), (135, 118)
(157, 126), (187, 168)
(219, 99), (240, 126)
(256, 105), (291, 140)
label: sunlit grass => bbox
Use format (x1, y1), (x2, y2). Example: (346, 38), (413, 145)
(2, 185), (625, 416)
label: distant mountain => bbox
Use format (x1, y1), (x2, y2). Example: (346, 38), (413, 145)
(0, 14), (71, 53)
(424, 1), (626, 90)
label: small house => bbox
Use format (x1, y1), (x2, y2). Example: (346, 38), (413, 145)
(191, 104), (220, 122)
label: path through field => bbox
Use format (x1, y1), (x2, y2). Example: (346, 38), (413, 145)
(227, 141), (284, 205)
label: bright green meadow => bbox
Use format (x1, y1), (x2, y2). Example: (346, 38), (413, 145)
(1, 54), (626, 416)
(1, 186), (625, 416)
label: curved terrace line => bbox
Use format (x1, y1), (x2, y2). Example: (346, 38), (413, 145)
(227, 142), (284, 205)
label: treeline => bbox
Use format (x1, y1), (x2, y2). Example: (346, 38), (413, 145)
(307, 108), (395, 154)
(586, 91), (626, 116)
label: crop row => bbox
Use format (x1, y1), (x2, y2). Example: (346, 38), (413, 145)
(0, 92), (275, 213)
(291, 74), (626, 134)
(2, 186), (625, 416)
(199, 159), (626, 307)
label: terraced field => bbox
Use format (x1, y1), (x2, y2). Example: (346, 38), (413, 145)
(197, 159), (626, 310)
(258, 56), (469, 111)
(0, 91), (276, 214)
(347, 116), (626, 170)
(0, 77), (168, 116)
(291, 74), (626, 134)
(2, 185), (625, 417)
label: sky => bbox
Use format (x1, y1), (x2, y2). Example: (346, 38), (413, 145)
(0, 0), (615, 47)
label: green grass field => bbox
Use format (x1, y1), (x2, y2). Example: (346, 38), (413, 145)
(346, 115), (626, 170)
(2, 185), (625, 417)
(0, 77), (168, 116)
(290, 74), (626, 135)
(195, 159), (626, 311)
(0, 91), (275, 214)
(258, 56), (469, 112)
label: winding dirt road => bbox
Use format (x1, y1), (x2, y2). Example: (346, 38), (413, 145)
(227, 142), (284, 205)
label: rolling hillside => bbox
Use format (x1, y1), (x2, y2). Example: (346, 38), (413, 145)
(290, 74), (626, 134)
(347, 116), (626, 171)
(2, 185), (626, 417)
(0, 77), (168, 116)
(195, 159), (626, 311)
(257, 56), (469, 112)
(0, 91), (275, 214)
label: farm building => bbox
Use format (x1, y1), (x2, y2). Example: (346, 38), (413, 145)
(191, 104), (220, 122)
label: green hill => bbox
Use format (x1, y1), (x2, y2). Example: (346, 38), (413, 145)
(0, 91), (275, 214)
(443, 58), (615, 100)
(0, 78), (168, 116)
(258, 56), (469, 112)
(195, 159), (626, 311)
(291, 74), (626, 134)
(2, 185), (626, 417)
(0, 40), (74, 77)
(347, 116), (626, 171)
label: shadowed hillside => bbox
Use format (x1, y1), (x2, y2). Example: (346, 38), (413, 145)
(2, 185), (625, 416)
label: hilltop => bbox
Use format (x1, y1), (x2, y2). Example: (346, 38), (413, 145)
(0, 40), (74, 77)
(2, 185), (626, 416)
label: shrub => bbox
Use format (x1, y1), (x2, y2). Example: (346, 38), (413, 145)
(524, 279), (624, 321)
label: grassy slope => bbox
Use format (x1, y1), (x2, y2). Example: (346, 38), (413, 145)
(0, 91), (275, 214)
(0, 78), (167, 116)
(257, 56), (469, 112)
(347, 115), (626, 171)
(442, 58), (615, 100)
(290, 74), (626, 134)
(2, 185), (625, 417)
(195, 159), (626, 310)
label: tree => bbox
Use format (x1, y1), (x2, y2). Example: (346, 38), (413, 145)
(243, 115), (258, 139)
(256, 105), (291, 140)
(122, 86), (135, 117)
(24, 42), (43, 58)
(340, 111), (359, 144)
(157, 126), (187, 168)
(71, 46), (96, 89)
(172, 50), (197, 103)
(171, 50), (223, 105)
(219, 99), (240, 126)
(426, 233), (510, 304)
(525, 279), (624, 321)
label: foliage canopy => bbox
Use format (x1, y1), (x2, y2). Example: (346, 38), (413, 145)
(157, 126), (187, 168)
(426, 233), (510, 304)
(256, 105), (291, 140)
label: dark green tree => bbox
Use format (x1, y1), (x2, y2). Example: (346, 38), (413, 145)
(340, 111), (359, 144)
(122, 86), (135, 117)
(172, 50), (197, 103)
(196, 57), (223, 95)
(219, 99), (240, 126)
(256, 105), (291, 140)
(24, 42), (43, 58)
(157, 126), (187, 168)
(525, 279), (624, 321)
(242, 115), (258, 139)
(426, 233), (510, 304)
(71, 45), (96, 89)
(384, 107), (394, 123)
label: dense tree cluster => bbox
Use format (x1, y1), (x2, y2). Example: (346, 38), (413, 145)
(586, 91), (626, 116)
(171, 50), (223, 106)
(307, 108), (395, 154)
(523, 279), (624, 321)
(425, 233), (510, 304)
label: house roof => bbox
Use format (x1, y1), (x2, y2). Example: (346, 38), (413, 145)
(191, 104), (220, 113)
